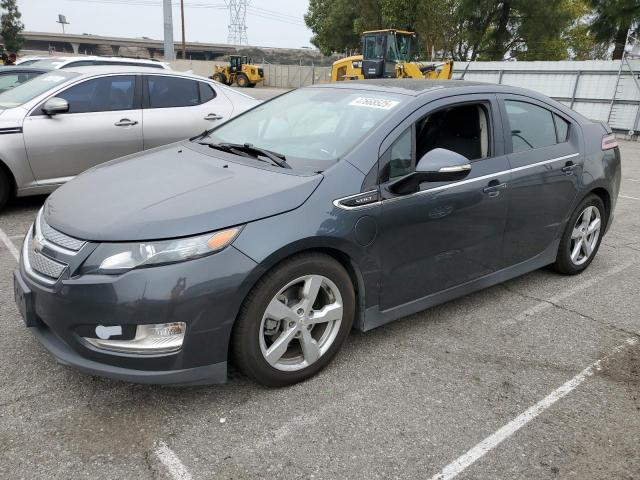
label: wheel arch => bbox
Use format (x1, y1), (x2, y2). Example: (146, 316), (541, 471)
(243, 240), (366, 322)
(589, 186), (611, 223)
(227, 241), (369, 361)
(0, 156), (16, 197)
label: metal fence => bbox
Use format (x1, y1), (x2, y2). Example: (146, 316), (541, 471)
(454, 60), (640, 134)
(262, 63), (331, 88)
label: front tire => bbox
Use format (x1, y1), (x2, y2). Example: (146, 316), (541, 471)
(236, 73), (249, 88)
(552, 194), (605, 275)
(232, 253), (355, 387)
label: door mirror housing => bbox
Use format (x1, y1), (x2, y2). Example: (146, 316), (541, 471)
(389, 148), (471, 195)
(42, 97), (69, 116)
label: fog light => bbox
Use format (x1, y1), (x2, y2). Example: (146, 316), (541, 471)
(84, 322), (186, 355)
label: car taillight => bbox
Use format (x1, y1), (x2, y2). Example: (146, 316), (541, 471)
(602, 133), (618, 150)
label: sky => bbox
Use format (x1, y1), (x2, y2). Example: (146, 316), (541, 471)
(16, 0), (314, 48)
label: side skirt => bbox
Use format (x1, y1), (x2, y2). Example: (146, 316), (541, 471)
(360, 240), (559, 332)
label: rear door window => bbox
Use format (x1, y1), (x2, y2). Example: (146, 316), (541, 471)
(505, 100), (557, 153)
(146, 75), (200, 108)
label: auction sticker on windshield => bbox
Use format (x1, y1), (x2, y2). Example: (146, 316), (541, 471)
(349, 97), (400, 110)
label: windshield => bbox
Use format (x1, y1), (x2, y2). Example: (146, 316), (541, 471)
(202, 88), (406, 171)
(0, 71), (78, 108)
(28, 58), (67, 69)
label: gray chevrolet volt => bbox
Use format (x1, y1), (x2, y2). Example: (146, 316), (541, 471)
(14, 80), (621, 387)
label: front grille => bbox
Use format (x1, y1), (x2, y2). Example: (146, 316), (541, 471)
(39, 214), (85, 251)
(26, 231), (68, 280)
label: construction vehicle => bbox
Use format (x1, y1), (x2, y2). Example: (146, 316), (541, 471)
(331, 29), (453, 82)
(212, 55), (264, 88)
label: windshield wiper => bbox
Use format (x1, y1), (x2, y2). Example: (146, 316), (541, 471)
(206, 142), (292, 169)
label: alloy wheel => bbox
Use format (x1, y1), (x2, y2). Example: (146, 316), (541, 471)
(569, 205), (601, 266)
(259, 274), (343, 372)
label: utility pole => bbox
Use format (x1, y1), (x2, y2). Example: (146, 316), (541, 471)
(162, 0), (175, 61)
(180, 0), (186, 59)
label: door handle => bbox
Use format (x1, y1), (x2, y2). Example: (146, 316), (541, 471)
(561, 161), (576, 175)
(205, 113), (223, 121)
(114, 118), (138, 127)
(483, 180), (507, 197)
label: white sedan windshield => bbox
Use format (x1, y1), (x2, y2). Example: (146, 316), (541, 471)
(0, 71), (78, 108)
(204, 88), (406, 171)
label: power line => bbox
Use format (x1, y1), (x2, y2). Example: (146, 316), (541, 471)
(247, 11), (306, 27)
(248, 5), (302, 21)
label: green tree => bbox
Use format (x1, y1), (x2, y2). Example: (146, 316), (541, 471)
(304, 0), (359, 56)
(589, 0), (640, 59)
(563, 0), (609, 60)
(516, 0), (575, 60)
(0, 0), (24, 53)
(305, 0), (598, 61)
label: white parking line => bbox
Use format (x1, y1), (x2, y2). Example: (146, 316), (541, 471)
(0, 226), (19, 261)
(619, 195), (640, 201)
(626, 178), (640, 182)
(154, 440), (193, 480)
(429, 337), (639, 480)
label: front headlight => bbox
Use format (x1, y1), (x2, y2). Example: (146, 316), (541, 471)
(82, 226), (243, 274)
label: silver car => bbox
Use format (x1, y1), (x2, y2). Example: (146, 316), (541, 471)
(0, 66), (260, 209)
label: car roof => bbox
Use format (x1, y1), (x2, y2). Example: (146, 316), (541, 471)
(309, 79), (489, 96)
(56, 65), (257, 99)
(63, 65), (200, 77)
(38, 55), (165, 64)
(309, 78), (570, 106)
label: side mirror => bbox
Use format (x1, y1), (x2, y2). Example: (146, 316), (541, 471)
(389, 148), (471, 195)
(41, 97), (69, 116)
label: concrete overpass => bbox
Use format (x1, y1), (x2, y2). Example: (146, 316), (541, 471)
(22, 31), (239, 60)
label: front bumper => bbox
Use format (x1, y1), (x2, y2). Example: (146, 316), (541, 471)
(17, 243), (261, 385)
(31, 321), (227, 385)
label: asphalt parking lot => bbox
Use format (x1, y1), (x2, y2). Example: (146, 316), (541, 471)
(1, 115), (639, 478)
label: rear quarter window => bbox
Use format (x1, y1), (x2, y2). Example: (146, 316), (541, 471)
(199, 82), (216, 102)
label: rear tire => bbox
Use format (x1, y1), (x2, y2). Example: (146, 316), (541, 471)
(247, 83), (256, 88)
(232, 253), (355, 387)
(0, 169), (9, 211)
(551, 194), (605, 275)
(236, 73), (249, 88)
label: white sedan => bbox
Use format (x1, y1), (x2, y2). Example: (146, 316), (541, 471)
(0, 65), (260, 209)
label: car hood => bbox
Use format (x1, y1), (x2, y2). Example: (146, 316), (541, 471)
(44, 142), (323, 241)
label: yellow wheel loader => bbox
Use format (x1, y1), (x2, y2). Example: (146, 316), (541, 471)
(212, 55), (264, 88)
(331, 29), (453, 82)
